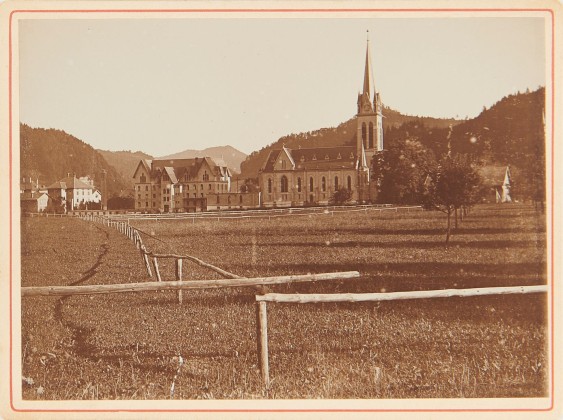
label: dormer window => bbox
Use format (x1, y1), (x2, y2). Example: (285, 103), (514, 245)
(337, 153), (342, 159)
(300, 155), (305, 162)
(203, 171), (209, 181)
(312, 154), (317, 161)
(325, 154), (329, 160)
(140, 173), (146, 183)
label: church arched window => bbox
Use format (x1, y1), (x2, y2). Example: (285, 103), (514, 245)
(334, 176), (339, 190)
(268, 178), (272, 193)
(361, 122), (367, 148)
(369, 122), (374, 149)
(297, 177), (302, 193)
(309, 177), (314, 192)
(347, 175), (352, 190)
(280, 176), (288, 193)
(321, 177), (326, 192)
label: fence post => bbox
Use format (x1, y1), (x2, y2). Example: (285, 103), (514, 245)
(256, 300), (270, 390)
(152, 257), (162, 282)
(176, 258), (183, 304)
(141, 245), (152, 277)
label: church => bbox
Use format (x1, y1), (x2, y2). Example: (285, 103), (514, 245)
(258, 36), (384, 207)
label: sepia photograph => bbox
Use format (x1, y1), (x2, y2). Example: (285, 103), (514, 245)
(1, 1), (561, 418)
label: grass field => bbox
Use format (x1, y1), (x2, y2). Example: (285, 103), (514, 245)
(20, 204), (548, 399)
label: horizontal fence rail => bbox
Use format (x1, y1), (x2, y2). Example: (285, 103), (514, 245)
(255, 285), (548, 303)
(21, 271), (360, 297)
(254, 284), (548, 388)
(97, 204), (421, 223)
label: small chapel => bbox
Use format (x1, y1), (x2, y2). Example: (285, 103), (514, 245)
(258, 35), (384, 206)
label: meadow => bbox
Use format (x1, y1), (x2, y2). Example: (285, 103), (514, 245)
(20, 204), (548, 399)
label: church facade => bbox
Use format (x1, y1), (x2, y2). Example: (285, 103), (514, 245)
(258, 37), (384, 207)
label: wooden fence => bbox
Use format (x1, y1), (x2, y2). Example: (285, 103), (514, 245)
(76, 212), (549, 390)
(254, 285), (548, 388)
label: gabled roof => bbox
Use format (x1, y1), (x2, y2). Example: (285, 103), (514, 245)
(133, 159), (152, 179)
(163, 167), (178, 184)
(47, 176), (94, 190)
(47, 181), (67, 190)
(61, 176), (93, 189)
(282, 145), (296, 168)
(147, 157), (228, 182)
(261, 146), (357, 172)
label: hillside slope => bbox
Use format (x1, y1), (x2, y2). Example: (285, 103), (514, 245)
(97, 149), (153, 184)
(20, 124), (129, 197)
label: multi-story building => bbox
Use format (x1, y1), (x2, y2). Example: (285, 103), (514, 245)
(132, 157), (233, 212)
(258, 36), (384, 207)
(46, 174), (102, 212)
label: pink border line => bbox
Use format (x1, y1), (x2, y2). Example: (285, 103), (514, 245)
(9, 6), (556, 414)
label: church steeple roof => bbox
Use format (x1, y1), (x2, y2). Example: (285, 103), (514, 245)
(362, 31), (374, 97)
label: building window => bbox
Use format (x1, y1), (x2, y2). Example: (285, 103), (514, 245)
(334, 176), (339, 190)
(347, 175), (352, 190)
(309, 177), (314, 192)
(240, 195), (243, 204)
(200, 184), (203, 190)
(203, 171), (209, 181)
(280, 176), (288, 193)
(281, 160), (286, 169)
(145, 186), (149, 191)
(321, 177), (326, 192)
(152, 194), (156, 198)
(140, 174), (146, 183)
(209, 184), (211, 190)
(145, 202), (149, 207)
(152, 202), (155, 207)
(268, 178), (272, 194)
(217, 195), (220, 204)
(297, 177), (302, 192)
(369, 122), (374, 149)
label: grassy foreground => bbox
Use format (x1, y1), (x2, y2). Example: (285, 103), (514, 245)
(20, 204), (548, 399)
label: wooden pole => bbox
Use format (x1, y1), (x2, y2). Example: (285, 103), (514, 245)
(141, 245), (152, 277)
(147, 252), (243, 280)
(258, 301), (270, 388)
(21, 271), (360, 297)
(176, 258), (183, 304)
(152, 257), (162, 282)
(255, 285), (548, 304)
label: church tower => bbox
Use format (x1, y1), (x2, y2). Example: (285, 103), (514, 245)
(356, 32), (383, 169)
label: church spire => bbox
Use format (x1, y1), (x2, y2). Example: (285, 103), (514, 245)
(362, 30), (374, 96)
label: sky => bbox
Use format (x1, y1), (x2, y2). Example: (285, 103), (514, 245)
(18, 16), (546, 157)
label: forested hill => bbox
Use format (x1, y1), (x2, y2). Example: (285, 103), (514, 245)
(239, 108), (460, 180)
(450, 87), (545, 169)
(20, 124), (129, 198)
(97, 149), (153, 185)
